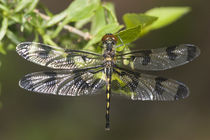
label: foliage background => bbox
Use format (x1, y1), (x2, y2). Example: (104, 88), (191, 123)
(0, 0), (209, 140)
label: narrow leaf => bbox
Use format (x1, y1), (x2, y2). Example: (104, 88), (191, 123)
(46, 0), (99, 27)
(0, 17), (8, 40)
(145, 7), (191, 30)
(46, 9), (69, 27)
(90, 5), (106, 35)
(0, 42), (6, 54)
(6, 30), (21, 44)
(0, 3), (9, 11)
(14, 0), (33, 13)
(26, 0), (39, 13)
(75, 15), (92, 29)
(123, 13), (158, 28)
(51, 0), (100, 37)
(116, 25), (141, 46)
(103, 2), (118, 24)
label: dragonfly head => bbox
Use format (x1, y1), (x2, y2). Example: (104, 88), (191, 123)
(102, 33), (118, 51)
(102, 33), (117, 45)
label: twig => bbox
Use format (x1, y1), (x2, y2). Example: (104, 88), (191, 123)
(33, 9), (92, 40)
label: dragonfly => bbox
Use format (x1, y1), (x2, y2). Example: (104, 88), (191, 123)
(16, 33), (200, 130)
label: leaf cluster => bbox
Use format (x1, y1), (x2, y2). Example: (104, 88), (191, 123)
(0, 0), (191, 54)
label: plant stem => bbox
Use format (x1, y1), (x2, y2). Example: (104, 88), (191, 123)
(33, 9), (92, 40)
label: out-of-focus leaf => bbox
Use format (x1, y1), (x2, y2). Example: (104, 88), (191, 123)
(43, 35), (57, 46)
(14, 0), (33, 13)
(46, 8), (70, 27)
(0, 0), (6, 4)
(52, 0), (100, 38)
(0, 17), (8, 40)
(123, 13), (158, 28)
(42, 5), (53, 17)
(0, 42), (6, 54)
(90, 5), (106, 35)
(69, 0), (99, 22)
(26, 0), (39, 13)
(116, 25), (141, 49)
(75, 15), (92, 29)
(47, 0), (99, 27)
(145, 7), (191, 30)
(84, 23), (123, 50)
(0, 3), (9, 11)
(103, 2), (118, 24)
(7, 43), (15, 51)
(9, 14), (22, 23)
(6, 30), (21, 44)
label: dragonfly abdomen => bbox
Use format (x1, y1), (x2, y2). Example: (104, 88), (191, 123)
(104, 67), (112, 131)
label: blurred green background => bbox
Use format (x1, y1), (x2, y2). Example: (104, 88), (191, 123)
(0, 0), (210, 139)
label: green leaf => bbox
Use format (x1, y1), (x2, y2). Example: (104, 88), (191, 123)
(68, 0), (100, 22)
(46, 0), (99, 27)
(9, 13), (22, 23)
(84, 23), (123, 50)
(43, 35), (57, 46)
(46, 7), (70, 27)
(51, 0), (100, 38)
(123, 13), (158, 28)
(0, 3), (9, 11)
(103, 2), (118, 24)
(116, 25), (141, 47)
(14, 0), (33, 13)
(90, 5), (106, 35)
(145, 7), (191, 30)
(0, 42), (6, 54)
(75, 16), (92, 29)
(26, 0), (39, 13)
(0, 17), (8, 40)
(7, 43), (15, 51)
(6, 30), (21, 44)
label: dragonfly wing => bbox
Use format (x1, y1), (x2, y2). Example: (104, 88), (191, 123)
(19, 68), (106, 96)
(112, 67), (189, 101)
(116, 44), (200, 71)
(16, 42), (103, 69)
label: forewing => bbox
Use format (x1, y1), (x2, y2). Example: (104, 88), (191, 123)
(112, 68), (189, 101)
(116, 44), (200, 71)
(16, 42), (103, 69)
(19, 69), (106, 96)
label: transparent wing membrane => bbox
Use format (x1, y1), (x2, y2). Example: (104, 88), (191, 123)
(19, 67), (106, 96)
(116, 44), (200, 71)
(16, 42), (103, 70)
(112, 67), (189, 101)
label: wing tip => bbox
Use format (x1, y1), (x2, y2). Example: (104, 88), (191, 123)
(183, 44), (200, 61)
(174, 84), (190, 100)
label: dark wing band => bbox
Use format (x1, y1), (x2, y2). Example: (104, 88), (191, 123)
(19, 67), (106, 96)
(116, 44), (200, 71)
(112, 67), (189, 101)
(16, 42), (103, 70)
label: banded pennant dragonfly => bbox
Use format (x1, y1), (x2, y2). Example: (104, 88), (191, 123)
(16, 33), (200, 130)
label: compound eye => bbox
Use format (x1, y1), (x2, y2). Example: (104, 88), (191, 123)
(102, 34), (109, 42)
(102, 34), (118, 43)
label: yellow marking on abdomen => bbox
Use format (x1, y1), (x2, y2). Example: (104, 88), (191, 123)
(107, 102), (110, 108)
(106, 57), (112, 61)
(107, 84), (110, 90)
(107, 93), (110, 99)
